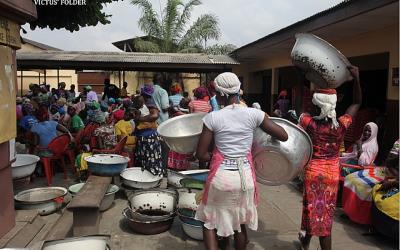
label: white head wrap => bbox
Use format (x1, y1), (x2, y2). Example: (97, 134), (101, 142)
(252, 102), (261, 110)
(312, 92), (339, 129)
(214, 72), (241, 96)
(358, 122), (379, 166)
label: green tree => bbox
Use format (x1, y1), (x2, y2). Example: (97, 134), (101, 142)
(131, 0), (221, 53)
(205, 43), (237, 55)
(29, 0), (118, 32)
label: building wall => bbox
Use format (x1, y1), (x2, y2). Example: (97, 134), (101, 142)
(16, 43), (78, 95)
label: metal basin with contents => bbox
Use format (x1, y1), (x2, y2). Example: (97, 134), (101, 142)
(85, 154), (129, 176)
(291, 33), (352, 89)
(123, 207), (175, 235)
(157, 113), (206, 154)
(128, 189), (178, 213)
(14, 187), (68, 215)
(11, 154), (40, 179)
(120, 168), (162, 189)
(252, 117), (312, 186)
(68, 183), (119, 211)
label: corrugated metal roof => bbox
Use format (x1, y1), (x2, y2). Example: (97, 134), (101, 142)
(16, 51), (239, 65)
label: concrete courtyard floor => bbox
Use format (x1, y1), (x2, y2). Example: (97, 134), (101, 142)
(12, 172), (399, 250)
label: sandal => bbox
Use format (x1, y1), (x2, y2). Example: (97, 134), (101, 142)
(298, 232), (307, 250)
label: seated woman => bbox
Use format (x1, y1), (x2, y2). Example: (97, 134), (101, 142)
(115, 107), (136, 151)
(67, 106), (84, 134)
(31, 106), (73, 153)
(341, 122), (379, 176)
(371, 140), (399, 240)
(341, 139), (394, 225)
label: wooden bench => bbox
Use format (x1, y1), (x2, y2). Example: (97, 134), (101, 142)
(67, 175), (112, 237)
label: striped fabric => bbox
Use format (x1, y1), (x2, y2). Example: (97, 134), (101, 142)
(342, 167), (385, 224)
(189, 100), (211, 113)
(344, 168), (385, 201)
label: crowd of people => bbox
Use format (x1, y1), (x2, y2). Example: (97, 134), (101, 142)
(15, 70), (398, 250)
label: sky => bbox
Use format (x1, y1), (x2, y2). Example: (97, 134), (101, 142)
(22, 0), (344, 51)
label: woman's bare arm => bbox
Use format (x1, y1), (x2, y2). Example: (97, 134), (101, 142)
(259, 114), (288, 141)
(195, 125), (214, 162)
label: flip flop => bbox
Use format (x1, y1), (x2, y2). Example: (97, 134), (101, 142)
(297, 232), (307, 250)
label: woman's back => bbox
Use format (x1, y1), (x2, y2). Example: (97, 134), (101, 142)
(300, 113), (352, 159)
(203, 105), (264, 157)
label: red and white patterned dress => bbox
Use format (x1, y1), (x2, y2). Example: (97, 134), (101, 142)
(300, 113), (352, 236)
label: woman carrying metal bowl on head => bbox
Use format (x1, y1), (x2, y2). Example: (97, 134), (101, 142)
(297, 66), (362, 250)
(195, 72), (288, 250)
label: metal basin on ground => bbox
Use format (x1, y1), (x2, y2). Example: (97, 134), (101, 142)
(167, 169), (209, 188)
(177, 188), (201, 210)
(11, 154), (40, 179)
(157, 113), (206, 154)
(85, 154), (128, 176)
(41, 235), (110, 250)
(68, 183), (119, 211)
(128, 189), (178, 213)
(252, 117), (312, 186)
(123, 207), (175, 235)
(291, 33), (352, 89)
(179, 218), (203, 240)
(120, 168), (162, 189)
(14, 187), (68, 215)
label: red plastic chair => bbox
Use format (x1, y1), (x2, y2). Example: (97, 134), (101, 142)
(38, 134), (71, 186)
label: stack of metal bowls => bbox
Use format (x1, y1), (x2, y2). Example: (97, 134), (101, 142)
(177, 188), (204, 240)
(123, 189), (177, 235)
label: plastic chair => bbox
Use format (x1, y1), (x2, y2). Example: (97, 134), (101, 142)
(37, 134), (71, 186)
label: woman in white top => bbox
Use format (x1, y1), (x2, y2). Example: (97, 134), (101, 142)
(195, 72), (288, 250)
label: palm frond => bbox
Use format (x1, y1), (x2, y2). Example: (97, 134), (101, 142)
(131, 0), (161, 38)
(179, 14), (220, 49)
(162, 0), (182, 52)
(175, 0), (202, 37)
(205, 43), (237, 55)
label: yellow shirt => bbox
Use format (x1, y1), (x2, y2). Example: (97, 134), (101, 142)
(115, 120), (136, 148)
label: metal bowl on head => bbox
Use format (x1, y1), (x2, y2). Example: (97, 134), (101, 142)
(157, 113), (207, 154)
(11, 154), (40, 179)
(85, 154), (129, 176)
(252, 117), (312, 186)
(291, 33), (352, 89)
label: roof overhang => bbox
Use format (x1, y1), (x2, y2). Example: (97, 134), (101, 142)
(232, 0), (398, 63)
(0, 0), (37, 24)
(16, 51), (239, 73)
